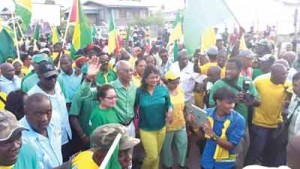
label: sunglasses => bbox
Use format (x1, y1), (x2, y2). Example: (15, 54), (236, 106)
(44, 75), (57, 81)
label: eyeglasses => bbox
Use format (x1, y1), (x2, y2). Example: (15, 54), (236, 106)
(104, 96), (117, 100)
(44, 75), (57, 81)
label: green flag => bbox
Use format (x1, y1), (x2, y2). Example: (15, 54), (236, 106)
(168, 11), (182, 46)
(13, 0), (32, 31)
(0, 27), (17, 63)
(33, 23), (40, 42)
(183, 0), (232, 55)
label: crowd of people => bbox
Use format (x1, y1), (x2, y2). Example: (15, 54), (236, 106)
(0, 23), (300, 169)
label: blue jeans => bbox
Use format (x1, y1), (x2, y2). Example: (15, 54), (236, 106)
(246, 124), (286, 167)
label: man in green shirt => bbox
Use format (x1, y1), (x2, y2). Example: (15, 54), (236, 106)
(209, 58), (260, 169)
(0, 110), (38, 169)
(95, 52), (117, 86)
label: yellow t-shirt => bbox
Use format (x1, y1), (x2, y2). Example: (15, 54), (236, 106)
(167, 87), (186, 131)
(21, 66), (32, 76)
(132, 74), (142, 87)
(72, 151), (99, 169)
(200, 62), (218, 75)
(0, 92), (7, 110)
(221, 67), (226, 78)
(0, 166), (14, 169)
(253, 77), (292, 128)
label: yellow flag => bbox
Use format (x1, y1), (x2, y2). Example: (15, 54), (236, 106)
(201, 27), (216, 52)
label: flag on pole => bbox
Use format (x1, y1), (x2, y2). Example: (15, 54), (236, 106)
(0, 25), (17, 63)
(13, 0), (32, 31)
(201, 27), (217, 52)
(51, 26), (61, 44)
(70, 0), (92, 59)
(184, 0), (232, 55)
(239, 34), (247, 49)
(168, 11), (182, 46)
(33, 23), (40, 42)
(108, 15), (119, 55)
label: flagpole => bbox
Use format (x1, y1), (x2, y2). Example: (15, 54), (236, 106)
(222, 0), (242, 27)
(62, 0), (75, 48)
(16, 20), (25, 40)
(12, 13), (20, 60)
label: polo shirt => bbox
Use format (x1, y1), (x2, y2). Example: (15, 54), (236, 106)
(136, 84), (172, 131)
(201, 107), (245, 169)
(0, 75), (21, 94)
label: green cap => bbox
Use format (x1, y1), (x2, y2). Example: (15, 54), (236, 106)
(32, 53), (49, 64)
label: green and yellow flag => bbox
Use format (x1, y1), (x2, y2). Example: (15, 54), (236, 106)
(108, 15), (119, 55)
(168, 11), (182, 46)
(0, 23), (17, 63)
(70, 0), (92, 59)
(13, 0), (32, 31)
(33, 23), (40, 42)
(51, 26), (61, 44)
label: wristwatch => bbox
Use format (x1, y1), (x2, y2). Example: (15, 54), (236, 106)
(211, 134), (219, 141)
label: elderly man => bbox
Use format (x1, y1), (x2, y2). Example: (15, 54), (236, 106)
(80, 58), (137, 137)
(0, 63), (21, 94)
(19, 93), (62, 169)
(0, 110), (38, 169)
(27, 61), (72, 161)
(246, 64), (291, 167)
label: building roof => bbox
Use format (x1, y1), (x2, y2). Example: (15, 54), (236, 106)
(83, 0), (154, 8)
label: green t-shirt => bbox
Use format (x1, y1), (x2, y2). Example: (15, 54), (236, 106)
(69, 90), (99, 135)
(252, 68), (264, 80)
(95, 70), (117, 86)
(136, 85), (172, 131)
(12, 143), (38, 169)
(209, 76), (259, 121)
(87, 106), (120, 135)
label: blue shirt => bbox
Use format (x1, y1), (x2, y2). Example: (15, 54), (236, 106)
(28, 82), (72, 145)
(201, 107), (245, 169)
(0, 75), (21, 94)
(58, 69), (83, 103)
(19, 113), (62, 169)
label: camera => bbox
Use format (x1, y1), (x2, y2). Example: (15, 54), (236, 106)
(242, 80), (254, 103)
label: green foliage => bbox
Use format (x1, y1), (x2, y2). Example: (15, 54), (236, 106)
(128, 12), (165, 26)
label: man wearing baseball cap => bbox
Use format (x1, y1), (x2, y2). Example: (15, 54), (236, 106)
(0, 110), (38, 169)
(68, 124), (140, 169)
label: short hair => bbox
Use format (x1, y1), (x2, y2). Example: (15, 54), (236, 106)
(293, 72), (300, 82)
(20, 53), (30, 62)
(24, 93), (50, 113)
(135, 58), (146, 67)
(226, 57), (243, 70)
(213, 87), (236, 103)
(96, 84), (115, 100)
(115, 60), (130, 72)
(158, 48), (168, 55)
(5, 90), (27, 120)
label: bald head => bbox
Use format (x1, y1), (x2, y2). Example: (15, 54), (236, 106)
(0, 63), (15, 80)
(207, 66), (221, 83)
(271, 63), (288, 85)
(274, 59), (289, 69)
(282, 51), (296, 66)
(24, 93), (50, 111)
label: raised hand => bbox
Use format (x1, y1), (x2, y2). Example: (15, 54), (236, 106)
(86, 56), (101, 81)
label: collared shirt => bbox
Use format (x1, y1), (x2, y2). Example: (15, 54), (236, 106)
(136, 84), (172, 131)
(0, 75), (21, 94)
(95, 70), (117, 86)
(111, 79), (137, 124)
(201, 107), (245, 169)
(170, 61), (205, 101)
(19, 114), (62, 169)
(28, 82), (72, 144)
(78, 79), (137, 125)
(209, 76), (258, 121)
(288, 94), (300, 138)
(21, 71), (39, 93)
(58, 69), (83, 103)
